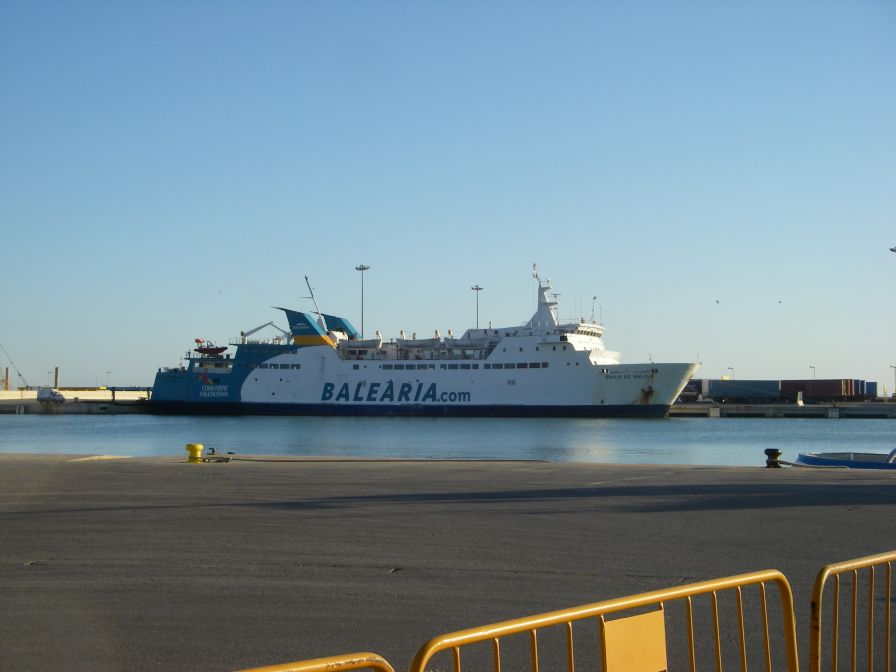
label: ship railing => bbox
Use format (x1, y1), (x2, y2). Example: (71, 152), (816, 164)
(229, 337), (290, 346)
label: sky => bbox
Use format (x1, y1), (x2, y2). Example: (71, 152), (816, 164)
(1, 1), (894, 390)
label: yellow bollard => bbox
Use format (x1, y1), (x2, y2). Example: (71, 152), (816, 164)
(186, 443), (204, 463)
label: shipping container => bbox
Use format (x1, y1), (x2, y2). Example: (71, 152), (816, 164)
(781, 379), (849, 401)
(706, 379), (781, 402)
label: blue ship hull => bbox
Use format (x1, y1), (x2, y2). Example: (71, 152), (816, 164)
(148, 399), (671, 418)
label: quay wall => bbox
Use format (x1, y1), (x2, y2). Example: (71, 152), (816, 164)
(670, 401), (896, 419)
(2, 394), (894, 417)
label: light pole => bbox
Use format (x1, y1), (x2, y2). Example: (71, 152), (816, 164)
(810, 365), (816, 380)
(106, 371), (111, 387)
(727, 367), (734, 380)
(891, 365), (896, 399)
(471, 285), (483, 330)
(355, 264), (370, 338)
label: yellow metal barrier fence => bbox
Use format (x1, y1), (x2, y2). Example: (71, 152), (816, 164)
(809, 550), (895, 672)
(234, 651), (396, 672)
(410, 569), (799, 672)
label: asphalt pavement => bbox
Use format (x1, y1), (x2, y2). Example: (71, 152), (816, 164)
(1, 453), (893, 671)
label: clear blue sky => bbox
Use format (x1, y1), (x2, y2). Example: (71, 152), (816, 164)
(2, 1), (894, 390)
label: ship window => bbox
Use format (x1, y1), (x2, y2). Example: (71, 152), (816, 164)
(280, 364), (290, 369)
(492, 363), (503, 369)
(383, 364), (393, 370)
(472, 364), (479, 369)
(518, 347), (523, 352)
(553, 346), (556, 351)
(394, 364), (404, 370)
(542, 362), (549, 368)
(535, 347), (539, 351)
(258, 364), (268, 369)
(440, 364), (447, 369)
(352, 364), (359, 370)
(529, 363), (540, 368)
(448, 364), (459, 370)
(484, 364), (491, 369)
(418, 364), (429, 370)
(504, 363), (515, 369)
(291, 364), (301, 369)
(517, 363), (528, 369)
(460, 364), (471, 370)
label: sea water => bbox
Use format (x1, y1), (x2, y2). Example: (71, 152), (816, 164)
(1, 415), (893, 466)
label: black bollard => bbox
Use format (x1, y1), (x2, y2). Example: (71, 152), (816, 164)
(764, 448), (782, 468)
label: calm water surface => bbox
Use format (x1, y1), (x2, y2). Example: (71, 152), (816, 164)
(2, 415), (893, 466)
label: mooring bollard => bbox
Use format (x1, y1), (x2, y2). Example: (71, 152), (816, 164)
(764, 448), (782, 468)
(186, 443), (204, 463)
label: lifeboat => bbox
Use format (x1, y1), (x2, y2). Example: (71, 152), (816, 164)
(193, 339), (228, 356)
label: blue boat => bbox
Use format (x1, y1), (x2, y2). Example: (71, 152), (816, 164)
(795, 451), (896, 469)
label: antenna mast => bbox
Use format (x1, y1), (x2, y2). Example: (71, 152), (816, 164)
(304, 276), (328, 332)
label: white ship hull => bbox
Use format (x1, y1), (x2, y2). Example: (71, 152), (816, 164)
(234, 347), (697, 416)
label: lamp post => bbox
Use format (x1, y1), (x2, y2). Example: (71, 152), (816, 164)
(810, 365), (816, 380)
(355, 264), (370, 338)
(727, 367), (734, 380)
(891, 365), (896, 399)
(471, 284), (483, 330)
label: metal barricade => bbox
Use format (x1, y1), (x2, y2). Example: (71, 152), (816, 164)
(234, 651), (396, 672)
(410, 570), (799, 672)
(809, 550), (895, 672)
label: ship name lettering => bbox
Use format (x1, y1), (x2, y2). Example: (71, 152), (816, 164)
(320, 380), (469, 404)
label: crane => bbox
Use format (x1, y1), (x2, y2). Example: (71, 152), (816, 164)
(240, 321), (291, 344)
(0, 342), (29, 389)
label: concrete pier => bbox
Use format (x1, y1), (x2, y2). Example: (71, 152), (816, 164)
(0, 389), (149, 414)
(0, 454), (893, 671)
(669, 401), (896, 418)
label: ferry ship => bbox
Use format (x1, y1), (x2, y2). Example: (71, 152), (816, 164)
(150, 273), (698, 417)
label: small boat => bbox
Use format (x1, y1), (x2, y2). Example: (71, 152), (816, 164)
(194, 346), (228, 356)
(193, 339), (229, 356)
(795, 450), (896, 470)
